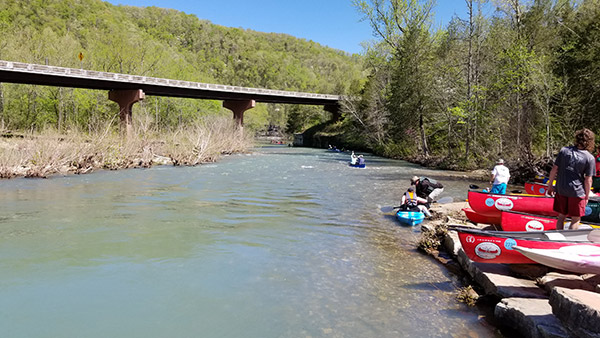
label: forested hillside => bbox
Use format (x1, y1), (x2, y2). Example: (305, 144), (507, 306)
(0, 0), (364, 132)
(4, 0), (597, 177)
(343, 0), (600, 174)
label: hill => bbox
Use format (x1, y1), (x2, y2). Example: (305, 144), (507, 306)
(0, 0), (364, 132)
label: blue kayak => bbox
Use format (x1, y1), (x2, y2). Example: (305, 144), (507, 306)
(349, 163), (366, 168)
(396, 210), (425, 226)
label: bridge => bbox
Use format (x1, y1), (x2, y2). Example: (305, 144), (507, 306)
(0, 60), (341, 135)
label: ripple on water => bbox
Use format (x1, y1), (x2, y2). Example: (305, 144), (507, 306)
(0, 147), (498, 338)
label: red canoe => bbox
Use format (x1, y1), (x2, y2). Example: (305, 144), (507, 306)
(501, 211), (600, 232)
(451, 225), (599, 264)
(468, 190), (557, 218)
(524, 182), (549, 196)
(463, 207), (501, 225)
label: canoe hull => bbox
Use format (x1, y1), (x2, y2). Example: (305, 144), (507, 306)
(468, 190), (557, 218)
(452, 226), (597, 264)
(463, 207), (501, 225)
(501, 211), (600, 231)
(396, 211), (424, 226)
(524, 182), (548, 196)
(514, 245), (600, 275)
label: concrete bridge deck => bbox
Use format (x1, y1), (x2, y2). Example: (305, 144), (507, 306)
(0, 60), (340, 106)
(0, 59), (341, 134)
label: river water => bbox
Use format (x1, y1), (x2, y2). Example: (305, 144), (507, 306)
(0, 145), (500, 337)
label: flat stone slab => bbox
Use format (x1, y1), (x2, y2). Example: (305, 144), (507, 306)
(550, 287), (600, 337)
(540, 272), (600, 293)
(443, 230), (462, 257)
(445, 228), (548, 299)
(495, 297), (567, 338)
(456, 248), (548, 299)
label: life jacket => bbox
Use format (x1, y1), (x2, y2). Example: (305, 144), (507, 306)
(405, 191), (419, 208)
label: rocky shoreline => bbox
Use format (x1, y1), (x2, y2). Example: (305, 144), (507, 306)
(424, 201), (600, 338)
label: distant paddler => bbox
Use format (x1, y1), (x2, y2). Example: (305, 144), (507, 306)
(357, 155), (365, 166)
(350, 151), (357, 165)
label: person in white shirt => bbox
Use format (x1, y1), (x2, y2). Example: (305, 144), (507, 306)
(350, 151), (357, 165)
(490, 159), (510, 194)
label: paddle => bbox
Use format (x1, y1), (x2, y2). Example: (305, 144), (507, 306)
(379, 196), (454, 213)
(436, 196), (454, 204)
(380, 205), (401, 213)
(469, 183), (520, 193)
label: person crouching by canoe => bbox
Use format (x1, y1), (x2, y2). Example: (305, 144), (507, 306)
(350, 151), (357, 165)
(490, 159), (510, 194)
(547, 128), (596, 230)
(411, 176), (444, 203)
(401, 187), (432, 217)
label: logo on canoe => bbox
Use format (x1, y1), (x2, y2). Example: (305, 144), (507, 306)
(485, 198), (495, 207)
(585, 206), (593, 216)
(475, 242), (501, 259)
(504, 238), (517, 250)
(466, 235), (475, 244)
(539, 187), (545, 194)
(495, 198), (514, 211)
(525, 220), (544, 232)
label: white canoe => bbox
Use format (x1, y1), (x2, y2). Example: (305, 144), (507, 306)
(513, 244), (600, 275)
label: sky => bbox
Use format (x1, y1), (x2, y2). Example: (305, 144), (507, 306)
(106, 0), (489, 55)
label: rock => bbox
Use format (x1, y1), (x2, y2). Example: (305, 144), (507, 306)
(550, 287), (600, 337)
(443, 230), (462, 257)
(583, 274), (600, 289)
(509, 264), (550, 280)
(495, 298), (568, 338)
(421, 223), (436, 233)
(469, 169), (490, 180)
(152, 155), (173, 165)
(540, 272), (598, 293)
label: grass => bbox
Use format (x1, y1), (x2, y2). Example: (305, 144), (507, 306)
(0, 116), (254, 179)
(456, 285), (478, 306)
(417, 221), (448, 254)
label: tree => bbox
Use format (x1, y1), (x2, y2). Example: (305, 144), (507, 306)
(354, 0), (436, 157)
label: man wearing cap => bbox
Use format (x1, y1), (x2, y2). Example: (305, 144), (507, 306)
(490, 159), (510, 194)
(411, 176), (444, 203)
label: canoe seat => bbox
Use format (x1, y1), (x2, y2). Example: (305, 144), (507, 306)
(543, 232), (566, 240)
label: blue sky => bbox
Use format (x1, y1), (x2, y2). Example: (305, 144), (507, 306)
(106, 0), (489, 55)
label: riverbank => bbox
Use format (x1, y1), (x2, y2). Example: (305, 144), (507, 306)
(424, 202), (600, 338)
(0, 117), (254, 179)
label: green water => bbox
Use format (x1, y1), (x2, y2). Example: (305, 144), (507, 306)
(0, 146), (498, 337)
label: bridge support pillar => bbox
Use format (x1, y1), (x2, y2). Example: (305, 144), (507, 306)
(223, 99), (255, 127)
(108, 89), (145, 136)
(325, 104), (341, 122)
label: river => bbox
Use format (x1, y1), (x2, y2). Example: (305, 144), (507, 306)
(0, 145), (500, 337)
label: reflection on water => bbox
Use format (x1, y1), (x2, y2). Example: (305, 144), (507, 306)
(0, 146), (500, 337)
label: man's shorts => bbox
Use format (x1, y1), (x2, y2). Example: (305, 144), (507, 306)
(553, 193), (586, 217)
(490, 183), (507, 194)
